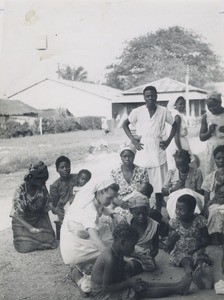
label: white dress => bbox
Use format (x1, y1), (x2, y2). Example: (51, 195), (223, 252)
(60, 198), (100, 265)
(166, 109), (192, 170)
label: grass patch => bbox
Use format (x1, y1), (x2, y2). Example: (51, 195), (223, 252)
(0, 129), (126, 174)
(0, 125), (203, 174)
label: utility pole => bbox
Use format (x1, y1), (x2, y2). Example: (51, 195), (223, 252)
(57, 63), (60, 79)
(185, 64), (190, 123)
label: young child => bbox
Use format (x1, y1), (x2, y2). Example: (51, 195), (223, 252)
(122, 182), (168, 238)
(91, 223), (192, 299)
(113, 182), (153, 221)
(164, 194), (213, 290)
(71, 169), (92, 205)
(127, 195), (159, 272)
(49, 156), (91, 238)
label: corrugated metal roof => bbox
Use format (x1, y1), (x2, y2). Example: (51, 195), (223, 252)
(0, 99), (38, 115)
(112, 91), (206, 103)
(124, 77), (207, 94)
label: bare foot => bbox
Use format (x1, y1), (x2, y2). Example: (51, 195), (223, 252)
(193, 265), (205, 289)
(178, 275), (192, 295)
(70, 265), (83, 282)
(70, 266), (90, 298)
(201, 262), (213, 289)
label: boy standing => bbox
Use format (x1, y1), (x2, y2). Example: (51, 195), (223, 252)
(123, 85), (177, 211)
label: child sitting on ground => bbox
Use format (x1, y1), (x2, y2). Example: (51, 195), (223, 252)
(127, 194), (159, 272)
(91, 223), (192, 299)
(49, 156), (91, 238)
(164, 194), (213, 290)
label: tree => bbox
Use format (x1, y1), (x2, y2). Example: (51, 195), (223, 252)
(106, 26), (224, 90)
(57, 65), (88, 81)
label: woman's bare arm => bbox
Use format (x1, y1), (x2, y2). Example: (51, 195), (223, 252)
(10, 215), (42, 233)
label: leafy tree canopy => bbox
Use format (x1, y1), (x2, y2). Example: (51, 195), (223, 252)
(57, 65), (88, 82)
(105, 26), (224, 90)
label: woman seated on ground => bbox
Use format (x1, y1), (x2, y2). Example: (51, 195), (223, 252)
(111, 143), (149, 220)
(127, 193), (159, 272)
(162, 149), (204, 219)
(60, 178), (120, 281)
(10, 161), (57, 253)
(201, 145), (224, 271)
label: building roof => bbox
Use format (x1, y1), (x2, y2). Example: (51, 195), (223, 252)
(112, 91), (206, 104)
(0, 99), (38, 115)
(112, 77), (207, 104)
(123, 77), (207, 95)
(8, 78), (121, 101)
(7, 78), (122, 117)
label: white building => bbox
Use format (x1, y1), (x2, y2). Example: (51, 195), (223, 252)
(8, 78), (121, 118)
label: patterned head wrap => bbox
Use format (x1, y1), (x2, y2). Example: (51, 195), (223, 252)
(128, 192), (149, 209)
(206, 91), (222, 102)
(119, 142), (137, 156)
(24, 161), (49, 182)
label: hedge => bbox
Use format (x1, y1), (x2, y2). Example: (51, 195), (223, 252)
(0, 116), (103, 138)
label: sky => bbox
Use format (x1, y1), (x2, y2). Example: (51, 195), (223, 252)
(0, 0), (223, 96)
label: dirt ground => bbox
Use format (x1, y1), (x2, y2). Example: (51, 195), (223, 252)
(1, 139), (224, 299)
(1, 227), (224, 300)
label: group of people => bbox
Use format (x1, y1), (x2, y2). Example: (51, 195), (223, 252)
(10, 86), (224, 299)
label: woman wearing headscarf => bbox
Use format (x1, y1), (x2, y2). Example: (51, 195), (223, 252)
(10, 161), (57, 253)
(60, 178), (119, 268)
(199, 91), (224, 177)
(127, 194), (159, 272)
(110, 143), (149, 218)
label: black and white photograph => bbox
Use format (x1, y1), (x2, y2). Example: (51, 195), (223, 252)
(0, 0), (224, 299)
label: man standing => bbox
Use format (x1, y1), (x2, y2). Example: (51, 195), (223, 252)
(123, 86), (177, 211)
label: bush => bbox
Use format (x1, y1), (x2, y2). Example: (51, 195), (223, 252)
(39, 116), (82, 134)
(0, 115), (102, 139)
(0, 120), (34, 138)
(77, 116), (102, 130)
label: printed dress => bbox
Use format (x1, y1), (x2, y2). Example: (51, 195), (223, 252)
(169, 215), (208, 266)
(49, 173), (79, 221)
(202, 171), (224, 234)
(111, 165), (149, 200)
(111, 165), (149, 219)
(204, 111), (224, 177)
(11, 183), (56, 253)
